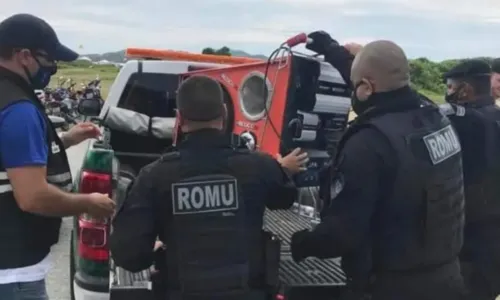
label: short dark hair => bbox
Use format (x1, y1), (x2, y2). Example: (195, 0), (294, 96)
(460, 76), (491, 96)
(176, 75), (225, 122)
(0, 45), (14, 60)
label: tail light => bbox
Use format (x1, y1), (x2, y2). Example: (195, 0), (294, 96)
(78, 171), (112, 261)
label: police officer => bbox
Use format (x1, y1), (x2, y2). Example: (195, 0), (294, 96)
(491, 58), (500, 100)
(0, 14), (115, 299)
(291, 32), (466, 300)
(442, 59), (500, 300)
(109, 75), (308, 300)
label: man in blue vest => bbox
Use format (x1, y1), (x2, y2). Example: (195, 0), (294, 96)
(0, 14), (115, 300)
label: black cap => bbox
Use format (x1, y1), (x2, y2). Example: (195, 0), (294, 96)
(444, 59), (491, 80)
(176, 75), (225, 122)
(492, 58), (500, 74)
(0, 14), (78, 61)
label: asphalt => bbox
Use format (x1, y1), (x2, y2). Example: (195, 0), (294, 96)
(46, 139), (89, 300)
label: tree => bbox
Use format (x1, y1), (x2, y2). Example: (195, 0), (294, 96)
(201, 46), (231, 56)
(215, 46), (231, 56)
(202, 47), (216, 55)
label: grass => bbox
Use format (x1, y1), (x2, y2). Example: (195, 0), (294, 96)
(51, 64), (445, 105)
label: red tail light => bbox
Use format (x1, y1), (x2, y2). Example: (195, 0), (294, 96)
(78, 171), (112, 261)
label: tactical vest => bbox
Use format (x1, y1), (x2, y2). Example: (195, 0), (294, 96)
(162, 149), (252, 299)
(440, 102), (500, 223)
(339, 105), (465, 272)
(0, 72), (72, 268)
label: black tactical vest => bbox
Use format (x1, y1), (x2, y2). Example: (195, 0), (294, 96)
(441, 101), (500, 223)
(341, 105), (465, 272)
(162, 149), (251, 299)
(0, 70), (72, 268)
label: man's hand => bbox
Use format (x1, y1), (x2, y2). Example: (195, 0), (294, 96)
(306, 31), (339, 55)
(154, 241), (165, 251)
(277, 148), (309, 175)
(61, 122), (101, 148)
(85, 193), (115, 218)
(343, 43), (363, 56)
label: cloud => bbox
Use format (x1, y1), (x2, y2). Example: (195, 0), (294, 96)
(1, 0), (499, 60)
(270, 0), (500, 21)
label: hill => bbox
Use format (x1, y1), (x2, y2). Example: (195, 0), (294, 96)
(81, 49), (267, 63)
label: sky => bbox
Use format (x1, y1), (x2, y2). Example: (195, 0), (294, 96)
(1, 0), (499, 61)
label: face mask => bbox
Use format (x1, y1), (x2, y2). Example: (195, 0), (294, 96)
(351, 82), (373, 115)
(24, 58), (57, 89)
(445, 91), (458, 103)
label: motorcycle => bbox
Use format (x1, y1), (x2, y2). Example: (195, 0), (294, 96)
(45, 101), (72, 131)
(82, 76), (104, 107)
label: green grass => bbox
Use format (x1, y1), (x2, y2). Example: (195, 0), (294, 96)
(52, 64), (445, 105)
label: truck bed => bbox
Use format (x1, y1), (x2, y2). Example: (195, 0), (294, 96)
(110, 206), (346, 299)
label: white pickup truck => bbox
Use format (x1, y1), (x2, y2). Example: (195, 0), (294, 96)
(70, 54), (350, 300)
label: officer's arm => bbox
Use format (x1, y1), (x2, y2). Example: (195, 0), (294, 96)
(258, 153), (297, 210)
(447, 112), (486, 184)
(292, 129), (392, 259)
(323, 46), (355, 87)
(109, 162), (160, 272)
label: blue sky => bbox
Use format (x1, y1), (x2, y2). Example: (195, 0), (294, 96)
(2, 0), (499, 61)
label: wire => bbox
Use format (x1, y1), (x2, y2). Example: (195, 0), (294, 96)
(261, 45), (293, 153)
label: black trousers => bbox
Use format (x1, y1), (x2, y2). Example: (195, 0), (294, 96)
(461, 261), (500, 300)
(461, 221), (500, 300)
(368, 261), (467, 300)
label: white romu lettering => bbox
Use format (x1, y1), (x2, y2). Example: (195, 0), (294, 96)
(177, 188), (191, 210)
(205, 185), (221, 207)
(172, 179), (238, 214)
(423, 125), (461, 165)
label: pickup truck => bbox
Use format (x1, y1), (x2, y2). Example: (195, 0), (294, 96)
(69, 57), (347, 300)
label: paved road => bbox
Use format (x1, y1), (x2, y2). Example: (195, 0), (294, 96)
(47, 140), (89, 300)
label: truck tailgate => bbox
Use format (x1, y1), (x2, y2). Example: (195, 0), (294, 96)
(264, 209), (345, 287)
(110, 207), (346, 297)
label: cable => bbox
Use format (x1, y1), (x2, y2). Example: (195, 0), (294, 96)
(260, 46), (293, 152)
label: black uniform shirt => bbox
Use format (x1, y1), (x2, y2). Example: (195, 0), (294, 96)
(290, 88), (425, 280)
(109, 129), (297, 272)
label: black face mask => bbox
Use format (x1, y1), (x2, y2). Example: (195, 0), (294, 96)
(445, 92), (458, 103)
(351, 82), (374, 115)
(23, 57), (57, 89)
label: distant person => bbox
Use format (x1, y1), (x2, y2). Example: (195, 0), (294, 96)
(442, 59), (500, 300)
(0, 13), (115, 300)
(491, 58), (500, 100)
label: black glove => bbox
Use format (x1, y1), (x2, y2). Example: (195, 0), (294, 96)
(291, 229), (311, 263)
(306, 31), (339, 55)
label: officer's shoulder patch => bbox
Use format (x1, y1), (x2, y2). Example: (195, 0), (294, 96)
(438, 103), (466, 117)
(330, 173), (344, 201)
(455, 105), (465, 116)
(171, 177), (238, 215)
(422, 125), (461, 165)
